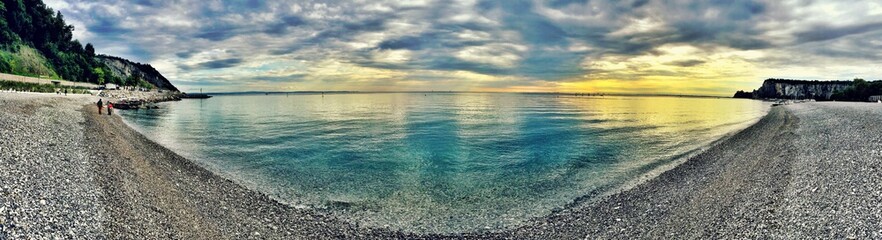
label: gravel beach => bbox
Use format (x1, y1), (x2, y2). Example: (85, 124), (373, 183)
(1, 93), (394, 239)
(2, 93), (881, 239)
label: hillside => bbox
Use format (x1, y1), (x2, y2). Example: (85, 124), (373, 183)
(98, 55), (178, 91)
(0, 0), (177, 91)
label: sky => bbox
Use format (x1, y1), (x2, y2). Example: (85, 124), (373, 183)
(43, 0), (882, 96)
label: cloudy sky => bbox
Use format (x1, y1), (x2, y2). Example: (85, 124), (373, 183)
(44, 0), (882, 95)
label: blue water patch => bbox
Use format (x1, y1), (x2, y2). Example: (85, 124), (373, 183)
(119, 93), (769, 233)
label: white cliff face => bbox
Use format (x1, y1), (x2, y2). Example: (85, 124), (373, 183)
(756, 80), (851, 100)
(97, 56), (178, 92)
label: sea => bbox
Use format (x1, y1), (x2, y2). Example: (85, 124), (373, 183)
(118, 92), (769, 233)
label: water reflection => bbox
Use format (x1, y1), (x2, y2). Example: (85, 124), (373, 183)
(119, 93), (769, 233)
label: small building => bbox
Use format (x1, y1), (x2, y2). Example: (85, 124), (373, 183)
(870, 95), (882, 102)
(102, 83), (119, 90)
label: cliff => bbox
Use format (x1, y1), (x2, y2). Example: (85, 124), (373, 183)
(735, 79), (850, 100)
(753, 79), (852, 100)
(98, 55), (178, 92)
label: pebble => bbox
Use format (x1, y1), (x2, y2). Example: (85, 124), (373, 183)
(0, 93), (103, 239)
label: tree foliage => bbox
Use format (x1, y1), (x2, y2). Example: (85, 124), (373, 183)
(0, 0), (109, 84)
(733, 90), (752, 99)
(92, 67), (104, 84)
(830, 78), (882, 101)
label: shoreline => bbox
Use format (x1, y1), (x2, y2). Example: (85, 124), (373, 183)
(497, 106), (800, 238)
(111, 94), (768, 234)
(78, 95), (389, 238)
(549, 112), (767, 221)
(3, 93), (881, 238)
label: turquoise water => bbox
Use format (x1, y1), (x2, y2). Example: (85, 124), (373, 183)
(119, 93), (769, 233)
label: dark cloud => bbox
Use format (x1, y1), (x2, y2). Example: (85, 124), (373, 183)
(794, 30), (882, 60)
(174, 80), (230, 87)
(45, 0), (882, 92)
(631, 0), (650, 8)
(378, 36), (425, 50)
(245, 0), (264, 9)
(350, 0), (771, 81)
(516, 50), (585, 79)
(265, 15), (307, 35)
(666, 60), (706, 67)
(133, 0), (158, 7)
(84, 6), (131, 35)
(175, 50), (198, 59)
(625, 1), (772, 50)
(795, 22), (882, 43)
(196, 58), (243, 69)
(252, 73), (308, 82)
(490, 0), (569, 46)
(195, 30), (239, 41)
(269, 16), (391, 55)
(546, 0), (589, 8)
(194, 14), (308, 41)
(427, 56), (512, 75)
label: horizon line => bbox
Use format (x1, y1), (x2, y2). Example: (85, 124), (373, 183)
(198, 90), (733, 98)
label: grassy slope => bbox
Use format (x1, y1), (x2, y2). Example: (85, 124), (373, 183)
(0, 44), (59, 79)
(0, 80), (90, 93)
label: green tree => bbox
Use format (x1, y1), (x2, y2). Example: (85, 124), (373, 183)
(0, 1), (14, 44)
(92, 67), (104, 84)
(84, 43), (94, 56)
(0, 0), (171, 90)
(831, 78), (882, 101)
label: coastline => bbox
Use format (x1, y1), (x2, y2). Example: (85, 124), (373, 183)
(3, 93), (881, 238)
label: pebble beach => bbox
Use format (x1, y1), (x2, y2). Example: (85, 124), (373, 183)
(1, 93), (881, 239)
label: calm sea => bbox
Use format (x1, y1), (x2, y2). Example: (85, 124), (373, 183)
(119, 93), (769, 233)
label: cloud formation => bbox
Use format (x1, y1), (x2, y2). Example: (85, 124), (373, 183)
(43, 0), (882, 95)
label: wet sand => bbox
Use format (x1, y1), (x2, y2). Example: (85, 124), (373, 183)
(2, 93), (881, 239)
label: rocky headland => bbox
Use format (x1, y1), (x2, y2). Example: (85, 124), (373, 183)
(735, 78), (882, 101)
(97, 56), (178, 92)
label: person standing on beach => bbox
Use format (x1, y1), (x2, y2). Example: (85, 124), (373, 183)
(97, 99), (103, 115)
(107, 102), (113, 116)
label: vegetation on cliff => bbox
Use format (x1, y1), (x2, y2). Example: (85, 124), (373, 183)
(733, 90), (752, 99)
(98, 55), (179, 91)
(0, 0), (175, 90)
(830, 79), (882, 101)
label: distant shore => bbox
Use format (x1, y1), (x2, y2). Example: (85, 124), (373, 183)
(2, 92), (880, 238)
